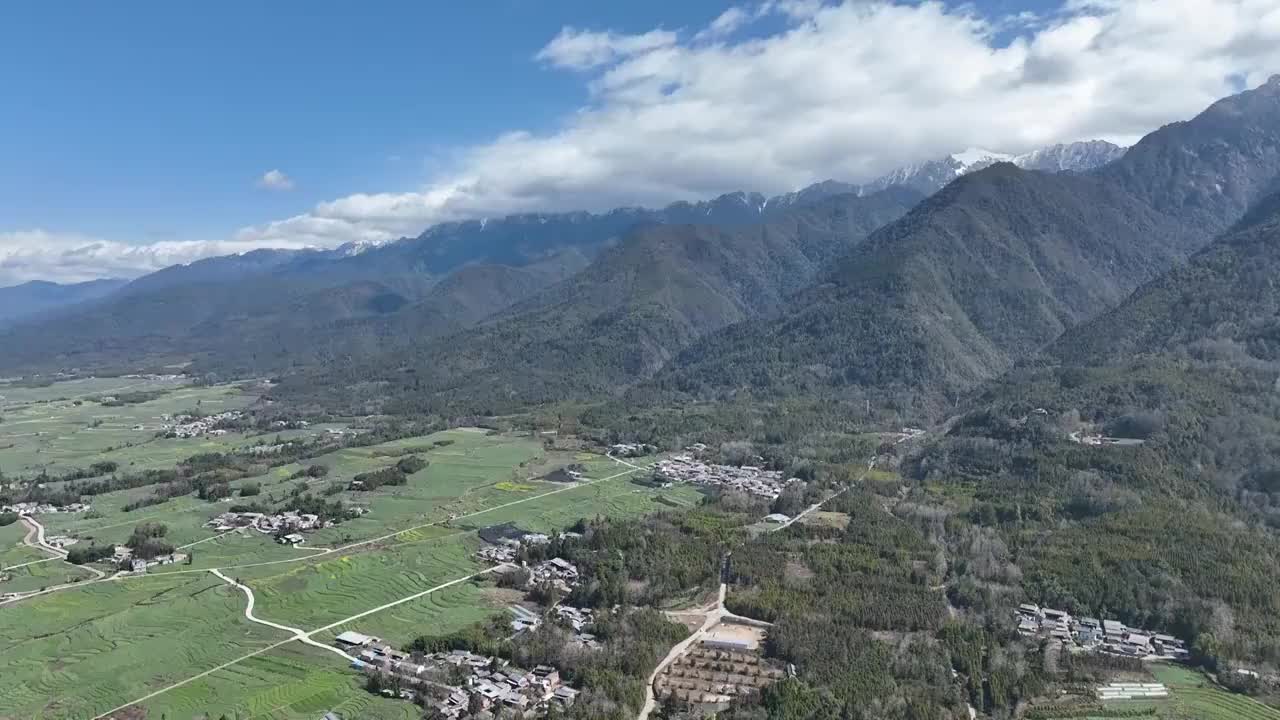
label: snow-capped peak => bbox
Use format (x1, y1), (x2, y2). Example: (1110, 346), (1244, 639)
(332, 240), (381, 258)
(952, 148), (1014, 171)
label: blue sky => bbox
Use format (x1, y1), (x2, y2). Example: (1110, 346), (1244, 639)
(1, 1), (1277, 284)
(1, 1), (737, 240)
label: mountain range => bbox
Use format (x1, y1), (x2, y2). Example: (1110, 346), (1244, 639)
(264, 78), (1278, 419)
(279, 187), (921, 413)
(0, 138), (1124, 373)
(639, 78), (1280, 416)
(4, 72), (1279, 429)
(0, 279), (128, 328)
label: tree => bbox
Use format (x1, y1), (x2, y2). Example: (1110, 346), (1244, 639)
(467, 692), (485, 716)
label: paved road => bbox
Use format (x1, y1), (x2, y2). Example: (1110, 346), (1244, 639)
(209, 569), (351, 660)
(638, 432), (923, 719)
(640, 583), (728, 720)
(19, 514), (67, 558)
(772, 454), (877, 532)
(94, 563), (509, 719)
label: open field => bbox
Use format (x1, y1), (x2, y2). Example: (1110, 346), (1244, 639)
(1045, 664), (1280, 720)
(0, 558), (96, 594)
(138, 642), (420, 720)
(0, 377), (348, 477)
(0, 520), (48, 567)
(1150, 663), (1280, 720)
(0, 573), (288, 719)
(0, 415), (705, 719)
(1, 377), (238, 474)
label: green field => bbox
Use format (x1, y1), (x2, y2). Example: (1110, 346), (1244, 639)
(0, 406), (704, 719)
(0, 520), (47, 568)
(0, 557), (97, 594)
(0, 377), (343, 477)
(0, 573), (288, 719)
(1149, 663), (1280, 720)
(1047, 664), (1280, 720)
(139, 643), (420, 720)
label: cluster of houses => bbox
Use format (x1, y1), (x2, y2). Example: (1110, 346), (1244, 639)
(474, 529), (560, 564)
(608, 442), (657, 458)
(654, 456), (801, 501)
(334, 632), (580, 718)
(527, 558), (580, 594)
(205, 509), (334, 539)
(163, 411), (243, 439)
(1068, 430), (1146, 447)
(44, 535), (78, 550)
(505, 604), (601, 648)
(2, 501), (91, 515)
(111, 545), (188, 573)
(1016, 604), (1188, 659)
(473, 530), (582, 594)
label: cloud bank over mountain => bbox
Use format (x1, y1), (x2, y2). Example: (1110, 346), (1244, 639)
(5, 0), (1280, 284)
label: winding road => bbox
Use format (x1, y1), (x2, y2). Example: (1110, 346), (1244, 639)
(19, 514), (67, 558)
(92, 563), (511, 720)
(638, 431), (922, 719)
(13, 460), (649, 718)
(1, 461), (649, 608)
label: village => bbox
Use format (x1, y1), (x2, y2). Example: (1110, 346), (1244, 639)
(1, 500), (91, 515)
(162, 410), (244, 439)
(111, 545), (190, 573)
(653, 455), (801, 501)
(333, 531), (605, 719)
(1015, 603), (1189, 660)
(297, 532), (608, 717)
(205, 508), (350, 543)
(334, 633), (581, 717)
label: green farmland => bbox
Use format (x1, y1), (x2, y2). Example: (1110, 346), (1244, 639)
(1046, 664), (1280, 720)
(0, 387), (702, 719)
(1149, 664), (1280, 720)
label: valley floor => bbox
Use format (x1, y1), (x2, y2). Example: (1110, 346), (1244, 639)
(0, 395), (699, 719)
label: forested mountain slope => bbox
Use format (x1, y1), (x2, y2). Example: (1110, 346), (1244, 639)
(0, 178), (904, 376)
(642, 164), (1192, 414)
(1097, 74), (1280, 237)
(278, 188), (922, 412)
(193, 251), (592, 376)
(1050, 191), (1280, 367)
(636, 78), (1280, 418)
(0, 278), (127, 328)
(0, 251), (588, 375)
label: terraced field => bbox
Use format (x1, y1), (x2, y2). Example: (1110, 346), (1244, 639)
(0, 573), (288, 719)
(0, 520), (47, 567)
(0, 557), (96, 594)
(140, 643), (419, 720)
(1152, 664), (1280, 720)
(235, 528), (481, 630)
(1051, 665), (1280, 720)
(312, 580), (494, 651)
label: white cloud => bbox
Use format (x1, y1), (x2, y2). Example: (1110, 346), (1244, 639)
(0, 230), (314, 286)
(536, 26), (678, 70)
(256, 169), (295, 191)
(695, 8), (751, 41)
(7, 0), (1280, 284)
